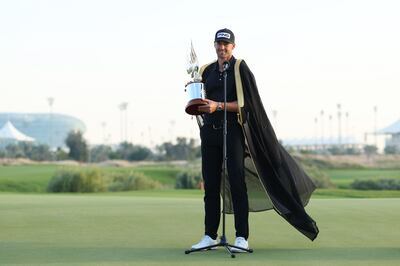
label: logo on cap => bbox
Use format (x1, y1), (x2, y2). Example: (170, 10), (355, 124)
(216, 32), (231, 39)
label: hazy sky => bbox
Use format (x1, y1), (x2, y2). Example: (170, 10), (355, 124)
(1, 0), (399, 146)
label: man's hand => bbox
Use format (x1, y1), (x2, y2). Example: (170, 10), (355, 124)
(197, 99), (218, 113)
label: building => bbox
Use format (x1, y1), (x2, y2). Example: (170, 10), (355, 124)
(0, 113), (86, 148)
(282, 136), (362, 152)
(378, 119), (400, 150)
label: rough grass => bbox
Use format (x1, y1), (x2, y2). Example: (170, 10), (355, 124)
(1, 164), (400, 197)
(323, 169), (400, 188)
(0, 164), (58, 192)
(132, 165), (181, 186)
(0, 193), (399, 266)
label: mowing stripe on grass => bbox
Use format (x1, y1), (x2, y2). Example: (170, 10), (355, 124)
(0, 194), (399, 266)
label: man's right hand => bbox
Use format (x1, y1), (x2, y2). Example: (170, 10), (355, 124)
(197, 99), (218, 114)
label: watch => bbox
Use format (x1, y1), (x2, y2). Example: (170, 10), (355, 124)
(217, 102), (223, 111)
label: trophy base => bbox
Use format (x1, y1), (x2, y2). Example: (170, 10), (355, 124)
(185, 99), (207, 115)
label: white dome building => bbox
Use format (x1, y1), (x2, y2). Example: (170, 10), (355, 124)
(0, 113), (85, 148)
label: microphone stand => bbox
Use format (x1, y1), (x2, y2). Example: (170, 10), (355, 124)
(185, 62), (253, 258)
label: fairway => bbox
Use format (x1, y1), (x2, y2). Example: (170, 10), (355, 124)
(0, 193), (399, 266)
(323, 169), (400, 188)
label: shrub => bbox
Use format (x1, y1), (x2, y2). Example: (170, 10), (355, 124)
(384, 145), (399, 155)
(90, 145), (112, 162)
(113, 142), (153, 161)
(363, 145), (378, 156)
(350, 179), (400, 190)
(345, 147), (362, 155)
(301, 164), (335, 188)
(48, 168), (162, 192)
(293, 155), (335, 188)
(108, 172), (161, 191)
(47, 168), (106, 192)
(175, 169), (202, 189)
(327, 146), (346, 155)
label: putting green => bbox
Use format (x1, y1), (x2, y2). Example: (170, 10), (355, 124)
(0, 193), (399, 266)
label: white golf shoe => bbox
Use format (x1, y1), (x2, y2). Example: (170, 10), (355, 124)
(191, 235), (218, 250)
(230, 237), (249, 253)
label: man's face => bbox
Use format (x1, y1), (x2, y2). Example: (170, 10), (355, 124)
(214, 41), (235, 60)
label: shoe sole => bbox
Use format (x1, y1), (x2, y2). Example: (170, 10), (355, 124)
(191, 243), (218, 250)
(230, 247), (249, 253)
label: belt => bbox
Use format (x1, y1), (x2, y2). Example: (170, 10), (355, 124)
(205, 122), (238, 130)
(212, 124), (223, 130)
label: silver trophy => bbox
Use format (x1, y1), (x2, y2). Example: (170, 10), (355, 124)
(185, 41), (206, 115)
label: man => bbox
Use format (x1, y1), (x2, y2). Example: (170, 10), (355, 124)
(191, 28), (250, 252)
(191, 28), (319, 252)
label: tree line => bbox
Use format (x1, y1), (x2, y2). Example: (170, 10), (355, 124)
(0, 130), (201, 162)
(1, 130), (399, 162)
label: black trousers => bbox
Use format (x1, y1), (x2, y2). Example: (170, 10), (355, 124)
(200, 122), (249, 240)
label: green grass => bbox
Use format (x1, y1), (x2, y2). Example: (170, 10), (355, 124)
(68, 188), (400, 199)
(0, 165), (58, 192)
(1, 164), (400, 197)
(0, 164), (180, 192)
(0, 192), (399, 266)
(313, 188), (400, 198)
(132, 165), (181, 186)
(323, 169), (400, 188)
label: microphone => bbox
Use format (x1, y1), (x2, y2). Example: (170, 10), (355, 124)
(222, 61), (230, 71)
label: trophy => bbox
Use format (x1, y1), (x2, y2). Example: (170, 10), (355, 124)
(184, 41), (207, 115)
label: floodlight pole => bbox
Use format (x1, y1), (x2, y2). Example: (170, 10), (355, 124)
(47, 97), (54, 150)
(118, 102), (128, 143)
(373, 106), (378, 147)
(337, 103), (342, 147)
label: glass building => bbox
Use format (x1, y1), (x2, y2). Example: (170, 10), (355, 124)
(0, 113), (86, 148)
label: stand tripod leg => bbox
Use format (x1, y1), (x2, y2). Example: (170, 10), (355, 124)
(224, 245), (235, 258)
(185, 241), (252, 257)
(184, 243), (220, 254)
(227, 244), (254, 253)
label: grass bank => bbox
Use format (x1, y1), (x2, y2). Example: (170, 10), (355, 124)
(1, 164), (400, 198)
(0, 164), (181, 192)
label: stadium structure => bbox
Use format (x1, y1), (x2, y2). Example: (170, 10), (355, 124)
(0, 113), (86, 148)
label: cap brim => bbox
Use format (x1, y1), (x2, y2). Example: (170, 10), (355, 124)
(215, 38), (234, 44)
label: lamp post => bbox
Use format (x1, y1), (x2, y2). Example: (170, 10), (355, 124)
(148, 126), (153, 147)
(328, 114), (333, 146)
(345, 112), (349, 148)
(320, 109), (324, 150)
(337, 103), (342, 147)
(169, 120), (176, 142)
(101, 121), (107, 144)
(373, 105), (378, 147)
(118, 102), (128, 143)
(47, 97), (55, 149)
(314, 117), (318, 151)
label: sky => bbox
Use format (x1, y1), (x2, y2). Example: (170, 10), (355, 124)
(1, 0), (399, 147)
